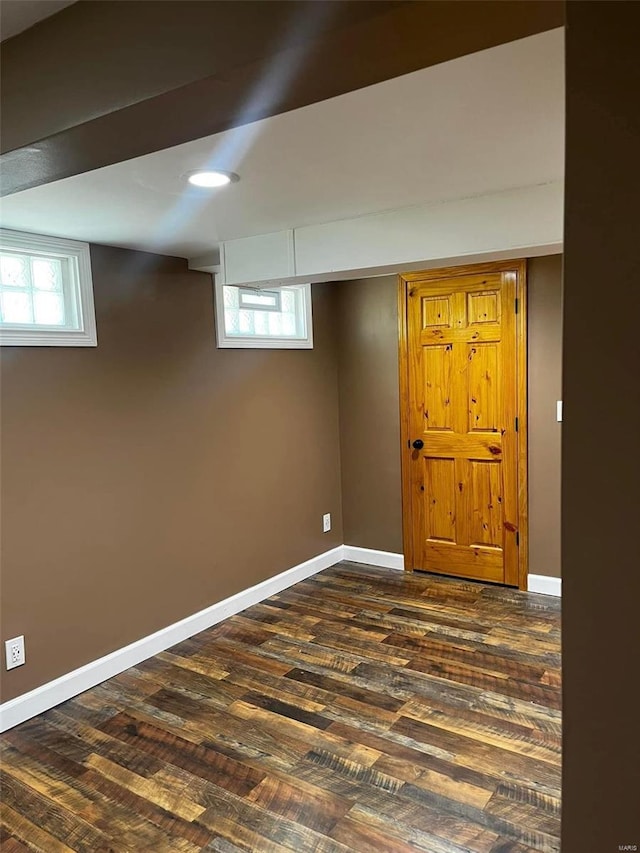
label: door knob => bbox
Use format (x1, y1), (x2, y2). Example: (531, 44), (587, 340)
(412, 439), (424, 450)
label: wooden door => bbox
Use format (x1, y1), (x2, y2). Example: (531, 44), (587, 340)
(399, 261), (527, 587)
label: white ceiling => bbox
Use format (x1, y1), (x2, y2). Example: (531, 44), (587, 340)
(0, 0), (77, 40)
(0, 28), (564, 262)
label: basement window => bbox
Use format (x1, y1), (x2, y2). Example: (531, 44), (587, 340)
(215, 282), (313, 349)
(0, 230), (97, 347)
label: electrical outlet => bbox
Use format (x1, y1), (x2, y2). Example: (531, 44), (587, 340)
(322, 513), (331, 533)
(5, 635), (25, 670)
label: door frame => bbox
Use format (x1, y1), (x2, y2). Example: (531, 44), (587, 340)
(397, 259), (529, 590)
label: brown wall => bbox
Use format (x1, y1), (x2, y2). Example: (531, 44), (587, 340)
(335, 256), (563, 577)
(527, 255), (563, 578)
(562, 2), (640, 846)
(336, 276), (403, 553)
(0, 246), (343, 702)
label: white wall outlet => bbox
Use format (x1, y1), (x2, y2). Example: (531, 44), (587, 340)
(322, 512), (331, 533)
(5, 635), (25, 670)
(557, 400), (563, 422)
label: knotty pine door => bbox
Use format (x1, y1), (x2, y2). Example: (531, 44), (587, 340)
(399, 262), (527, 587)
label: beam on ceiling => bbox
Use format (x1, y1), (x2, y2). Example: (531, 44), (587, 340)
(1, 0), (564, 196)
(191, 181), (563, 286)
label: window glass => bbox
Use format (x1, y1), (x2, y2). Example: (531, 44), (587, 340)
(0, 231), (97, 347)
(217, 282), (312, 349)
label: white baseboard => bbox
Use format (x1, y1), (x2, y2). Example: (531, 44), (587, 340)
(342, 545), (405, 571)
(0, 545), (343, 733)
(0, 546), (560, 731)
(343, 550), (561, 598)
(528, 573), (562, 597)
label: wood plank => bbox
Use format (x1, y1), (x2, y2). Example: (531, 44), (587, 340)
(0, 772), (122, 853)
(285, 667), (405, 713)
(423, 543), (505, 582)
(419, 324), (502, 344)
(391, 715), (560, 791)
(0, 803), (76, 853)
(84, 753), (205, 822)
(246, 775), (352, 835)
(0, 742), (177, 851)
(0, 563), (560, 852)
(99, 712), (266, 796)
(423, 432), (504, 459)
(331, 812), (431, 853)
(237, 692), (332, 731)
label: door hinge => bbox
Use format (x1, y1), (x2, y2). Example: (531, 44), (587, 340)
(515, 416), (519, 432)
(514, 297), (519, 314)
(516, 531), (520, 547)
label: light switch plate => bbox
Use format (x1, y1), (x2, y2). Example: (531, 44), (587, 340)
(557, 400), (563, 422)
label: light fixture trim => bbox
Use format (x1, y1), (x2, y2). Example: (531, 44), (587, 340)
(187, 170), (240, 188)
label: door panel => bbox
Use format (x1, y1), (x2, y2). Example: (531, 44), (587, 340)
(467, 343), (501, 433)
(469, 459), (503, 547)
(401, 263), (525, 585)
(424, 457), (456, 543)
(423, 345), (453, 430)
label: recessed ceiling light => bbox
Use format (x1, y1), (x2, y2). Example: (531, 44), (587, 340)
(187, 170), (239, 188)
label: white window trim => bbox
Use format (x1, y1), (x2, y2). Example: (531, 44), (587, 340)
(0, 230), (97, 347)
(214, 279), (313, 349)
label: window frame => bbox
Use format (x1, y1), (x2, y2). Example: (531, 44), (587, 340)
(214, 279), (313, 349)
(238, 287), (283, 313)
(0, 230), (97, 347)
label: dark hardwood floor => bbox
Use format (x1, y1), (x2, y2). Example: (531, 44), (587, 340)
(0, 563), (561, 853)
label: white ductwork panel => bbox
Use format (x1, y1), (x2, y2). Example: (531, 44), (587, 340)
(200, 181), (563, 286)
(221, 230), (295, 286)
(295, 182), (562, 277)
